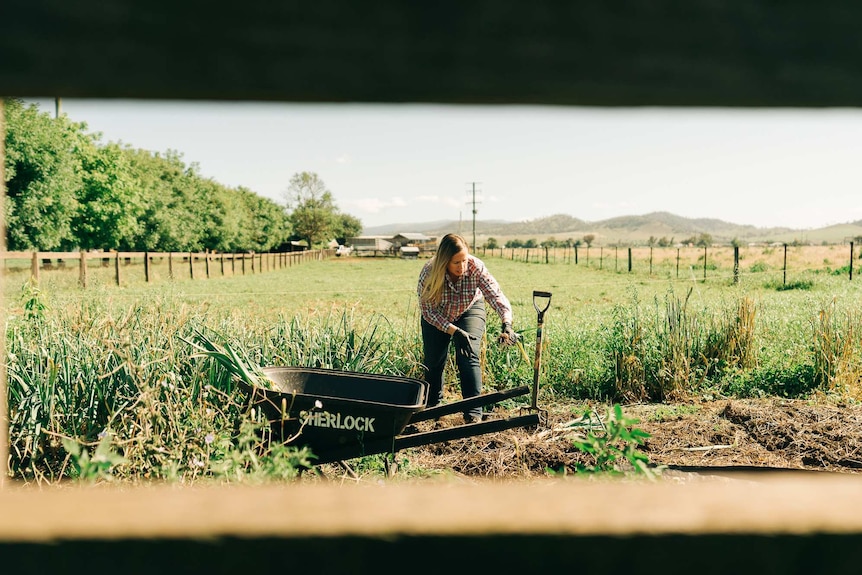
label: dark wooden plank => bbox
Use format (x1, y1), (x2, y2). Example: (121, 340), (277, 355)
(2, 1), (862, 106)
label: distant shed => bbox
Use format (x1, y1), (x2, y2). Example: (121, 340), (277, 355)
(399, 246), (420, 259)
(348, 236), (393, 255)
(390, 232), (436, 254)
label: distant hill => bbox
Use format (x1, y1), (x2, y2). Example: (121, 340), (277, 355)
(362, 211), (862, 246)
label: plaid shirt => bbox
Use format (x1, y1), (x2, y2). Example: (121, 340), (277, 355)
(417, 254), (513, 333)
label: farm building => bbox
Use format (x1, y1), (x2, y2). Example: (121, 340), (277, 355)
(399, 246), (420, 259)
(275, 240), (308, 252)
(390, 233), (437, 254)
(349, 236), (393, 255)
(348, 233), (436, 256)
(390, 233), (431, 248)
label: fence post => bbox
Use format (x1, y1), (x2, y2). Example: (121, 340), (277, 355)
(205, 250), (210, 278)
(144, 251), (150, 283)
(574, 244), (579, 265)
(676, 248), (680, 278)
(189, 252), (194, 280)
(850, 241), (854, 281)
(614, 247), (618, 272)
(627, 247), (632, 272)
(220, 253), (225, 275)
(649, 246), (653, 276)
(600, 247), (603, 270)
(703, 246), (707, 282)
(31, 251), (39, 284)
(168, 252), (174, 279)
(114, 251), (120, 286)
(783, 243), (788, 286)
(79, 250), (88, 288)
(733, 245), (740, 284)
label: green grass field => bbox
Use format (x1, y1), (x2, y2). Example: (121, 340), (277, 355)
(5, 252), (862, 482)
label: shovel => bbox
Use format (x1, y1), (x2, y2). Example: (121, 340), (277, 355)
(515, 291), (551, 424)
(530, 291), (552, 412)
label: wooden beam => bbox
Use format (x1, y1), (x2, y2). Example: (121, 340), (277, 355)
(2, 1), (862, 106)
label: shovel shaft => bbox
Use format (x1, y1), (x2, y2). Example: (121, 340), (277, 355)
(531, 319), (544, 409)
(530, 290), (551, 410)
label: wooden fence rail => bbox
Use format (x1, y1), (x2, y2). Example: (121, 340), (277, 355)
(1, 249), (333, 288)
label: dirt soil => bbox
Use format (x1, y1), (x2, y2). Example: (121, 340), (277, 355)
(375, 397), (862, 481)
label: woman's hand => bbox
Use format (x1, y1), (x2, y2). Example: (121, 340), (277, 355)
(452, 328), (479, 358)
(497, 322), (519, 346)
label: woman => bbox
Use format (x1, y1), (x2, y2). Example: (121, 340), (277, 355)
(417, 233), (518, 424)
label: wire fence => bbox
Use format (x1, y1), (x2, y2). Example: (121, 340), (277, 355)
(477, 242), (858, 284)
(3, 242), (858, 295)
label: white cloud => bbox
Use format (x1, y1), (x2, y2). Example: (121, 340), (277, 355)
(416, 194), (462, 209)
(347, 197), (408, 214)
(335, 154), (352, 164)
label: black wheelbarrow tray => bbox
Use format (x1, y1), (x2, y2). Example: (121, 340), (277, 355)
(239, 366), (540, 465)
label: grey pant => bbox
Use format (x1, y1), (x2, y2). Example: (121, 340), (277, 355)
(421, 302), (486, 420)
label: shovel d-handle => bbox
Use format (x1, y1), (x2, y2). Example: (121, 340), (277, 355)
(533, 290), (552, 321)
(531, 290), (552, 411)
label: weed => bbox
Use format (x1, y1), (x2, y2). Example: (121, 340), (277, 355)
(765, 279), (814, 291)
(571, 404), (657, 479)
(648, 404), (701, 422)
(62, 430), (128, 482)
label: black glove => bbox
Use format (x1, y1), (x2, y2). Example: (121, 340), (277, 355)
(497, 322), (518, 346)
(452, 328), (479, 359)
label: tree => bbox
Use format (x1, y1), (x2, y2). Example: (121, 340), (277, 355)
(122, 148), (203, 251)
(284, 172), (338, 248)
(331, 212), (362, 245)
(583, 234), (595, 248)
(72, 139), (142, 250)
(4, 99), (82, 250)
(695, 233), (713, 248)
(485, 237), (499, 249)
(505, 238), (523, 248)
(239, 187), (291, 252)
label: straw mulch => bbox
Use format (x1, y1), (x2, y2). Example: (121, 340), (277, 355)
(394, 398), (862, 480)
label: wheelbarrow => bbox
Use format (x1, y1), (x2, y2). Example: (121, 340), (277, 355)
(240, 366), (540, 466)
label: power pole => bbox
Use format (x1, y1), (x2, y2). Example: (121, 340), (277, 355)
(466, 182), (481, 250)
(55, 97), (62, 118)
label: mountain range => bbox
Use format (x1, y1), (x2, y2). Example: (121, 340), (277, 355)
(362, 211), (862, 246)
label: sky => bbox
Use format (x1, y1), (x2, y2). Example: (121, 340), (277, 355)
(23, 98), (862, 231)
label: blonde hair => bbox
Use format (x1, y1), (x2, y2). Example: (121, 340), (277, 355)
(421, 233), (469, 305)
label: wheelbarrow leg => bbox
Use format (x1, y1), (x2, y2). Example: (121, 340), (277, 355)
(383, 453), (398, 478)
(338, 460), (360, 480)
